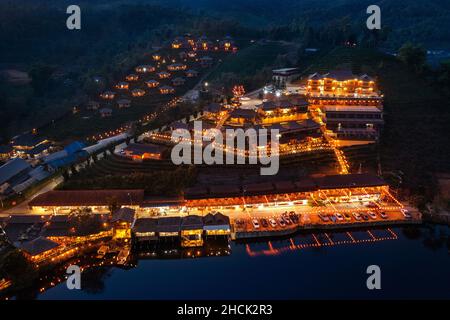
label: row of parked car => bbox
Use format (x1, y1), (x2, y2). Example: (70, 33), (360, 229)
(317, 208), (411, 223)
(251, 211), (300, 230)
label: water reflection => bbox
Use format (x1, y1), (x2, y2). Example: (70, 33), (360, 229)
(4, 225), (450, 299)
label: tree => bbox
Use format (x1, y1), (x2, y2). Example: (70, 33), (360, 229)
(0, 249), (38, 288)
(29, 64), (55, 96)
(398, 43), (427, 73)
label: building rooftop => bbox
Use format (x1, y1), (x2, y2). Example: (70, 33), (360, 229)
(323, 105), (382, 113)
(112, 207), (136, 223)
(17, 236), (60, 256)
(29, 189), (145, 207)
(132, 218), (158, 233)
(124, 143), (165, 156)
(181, 215), (204, 230)
(0, 158), (31, 185)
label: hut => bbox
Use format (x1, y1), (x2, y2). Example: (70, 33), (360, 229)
(157, 217), (181, 240)
(117, 98), (131, 109)
(185, 69), (199, 78)
(125, 74), (139, 82)
(135, 65), (155, 73)
(111, 207), (136, 242)
(159, 85), (175, 95)
(145, 79), (160, 88)
(167, 63), (187, 71)
(172, 77), (185, 86)
(131, 88), (146, 97)
(17, 236), (61, 264)
(99, 91), (115, 100)
(115, 81), (129, 90)
(122, 143), (165, 160)
(132, 218), (158, 243)
(157, 71), (171, 79)
(203, 213), (231, 237)
(87, 100), (100, 111)
(199, 56), (213, 68)
(181, 215), (204, 247)
(99, 107), (113, 118)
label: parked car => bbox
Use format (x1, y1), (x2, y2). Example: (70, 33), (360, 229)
(368, 211), (378, 219)
(318, 214), (329, 222)
(252, 219), (260, 229)
(260, 218), (269, 228)
(269, 218), (277, 227)
(380, 211), (388, 219)
(352, 212), (362, 220)
(277, 217), (286, 227)
(335, 213), (344, 221)
(361, 213), (369, 221)
(329, 215), (337, 223)
(289, 212), (299, 223)
(343, 213), (352, 221)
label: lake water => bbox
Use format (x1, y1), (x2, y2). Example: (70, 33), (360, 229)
(14, 224), (450, 299)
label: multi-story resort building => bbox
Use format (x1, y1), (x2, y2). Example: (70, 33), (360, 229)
(305, 70), (384, 141)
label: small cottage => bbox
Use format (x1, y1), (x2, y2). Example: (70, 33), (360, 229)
(99, 107), (113, 118)
(131, 88), (146, 97)
(145, 79), (160, 88)
(117, 99), (131, 108)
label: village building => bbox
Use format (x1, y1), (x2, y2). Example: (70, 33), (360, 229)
(199, 56), (213, 68)
(256, 97), (309, 124)
(152, 53), (162, 61)
(0, 158), (32, 195)
(157, 217), (181, 240)
(179, 51), (188, 59)
(131, 88), (146, 97)
(272, 68), (301, 89)
(125, 74), (139, 82)
(227, 108), (258, 126)
(115, 81), (129, 90)
(117, 98), (131, 108)
(167, 63), (187, 71)
(100, 91), (116, 100)
(187, 51), (197, 58)
(87, 100), (100, 111)
(10, 133), (51, 158)
(135, 65), (155, 73)
(202, 213), (231, 237)
(322, 105), (384, 140)
(122, 143), (165, 161)
(181, 215), (204, 247)
(132, 218), (158, 243)
(172, 77), (185, 86)
(99, 107), (113, 118)
(197, 36), (212, 51)
(157, 71), (171, 79)
(111, 207), (136, 242)
(159, 85), (175, 94)
(184, 173), (390, 208)
(171, 37), (185, 49)
(42, 214), (111, 242)
(185, 69), (199, 78)
(145, 79), (160, 88)
(0, 145), (13, 161)
(28, 189), (144, 214)
(16, 236), (62, 265)
(3, 215), (48, 243)
(306, 70), (380, 100)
